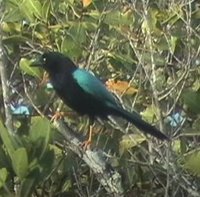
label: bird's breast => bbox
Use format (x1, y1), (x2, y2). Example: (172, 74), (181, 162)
(49, 72), (112, 119)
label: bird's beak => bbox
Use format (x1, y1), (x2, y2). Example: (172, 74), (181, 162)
(30, 57), (43, 67)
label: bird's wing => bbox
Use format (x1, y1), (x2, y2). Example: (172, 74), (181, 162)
(72, 69), (118, 107)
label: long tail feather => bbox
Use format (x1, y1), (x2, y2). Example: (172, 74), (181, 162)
(112, 107), (169, 141)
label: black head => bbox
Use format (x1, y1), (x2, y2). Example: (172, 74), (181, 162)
(31, 52), (76, 74)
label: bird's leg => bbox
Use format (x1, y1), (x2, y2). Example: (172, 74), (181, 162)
(50, 102), (75, 122)
(39, 71), (49, 87)
(81, 120), (94, 150)
(50, 101), (64, 122)
(51, 110), (75, 122)
(51, 111), (65, 122)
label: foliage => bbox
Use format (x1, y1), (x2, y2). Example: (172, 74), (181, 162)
(0, 0), (200, 196)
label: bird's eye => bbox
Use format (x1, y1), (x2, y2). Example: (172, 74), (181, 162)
(43, 57), (47, 62)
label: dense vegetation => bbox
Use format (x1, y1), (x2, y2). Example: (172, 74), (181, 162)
(0, 0), (200, 196)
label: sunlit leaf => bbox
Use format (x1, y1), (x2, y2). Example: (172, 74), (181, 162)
(1, 22), (21, 33)
(172, 139), (181, 154)
(192, 79), (200, 91)
(19, 58), (42, 78)
(119, 134), (146, 155)
(17, 0), (42, 22)
(141, 7), (161, 35)
(141, 105), (160, 122)
(83, 0), (92, 7)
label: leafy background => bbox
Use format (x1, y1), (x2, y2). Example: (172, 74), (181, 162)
(0, 0), (200, 196)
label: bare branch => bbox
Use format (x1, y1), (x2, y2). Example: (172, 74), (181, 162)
(0, 13), (13, 133)
(54, 120), (124, 197)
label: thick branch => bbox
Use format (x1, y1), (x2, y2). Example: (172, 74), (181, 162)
(0, 16), (13, 133)
(54, 120), (124, 197)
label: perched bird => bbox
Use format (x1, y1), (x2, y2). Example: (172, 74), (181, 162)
(31, 52), (169, 147)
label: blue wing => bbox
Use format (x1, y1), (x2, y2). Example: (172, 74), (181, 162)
(72, 69), (118, 108)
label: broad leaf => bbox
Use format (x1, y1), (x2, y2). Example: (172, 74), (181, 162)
(12, 148), (29, 179)
(119, 134), (146, 155)
(184, 150), (200, 176)
(0, 121), (16, 158)
(30, 116), (51, 158)
(19, 58), (42, 78)
(0, 168), (8, 189)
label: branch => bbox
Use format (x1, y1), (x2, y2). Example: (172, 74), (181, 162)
(54, 120), (124, 197)
(0, 14), (13, 133)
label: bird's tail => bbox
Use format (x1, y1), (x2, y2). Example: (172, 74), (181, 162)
(112, 107), (169, 141)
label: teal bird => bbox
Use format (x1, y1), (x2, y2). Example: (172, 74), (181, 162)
(32, 52), (169, 146)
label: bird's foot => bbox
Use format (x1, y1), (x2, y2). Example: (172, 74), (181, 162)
(81, 140), (91, 150)
(50, 111), (65, 122)
(39, 72), (49, 87)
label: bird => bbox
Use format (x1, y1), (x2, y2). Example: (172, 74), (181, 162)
(31, 52), (169, 148)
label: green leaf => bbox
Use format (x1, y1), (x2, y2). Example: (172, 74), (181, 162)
(141, 52), (166, 66)
(19, 58), (42, 78)
(172, 139), (181, 154)
(61, 35), (82, 59)
(156, 36), (178, 53)
(61, 179), (72, 193)
(0, 121), (16, 158)
(2, 35), (29, 45)
(20, 168), (40, 197)
(17, 0), (42, 22)
(4, 7), (23, 22)
(141, 105), (160, 122)
(183, 90), (200, 114)
(32, 88), (52, 106)
(141, 7), (161, 35)
(108, 52), (137, 65)
(30, 116), (51, 158)
(1, 22), (21, 33)
(82, 21), (97, 32)
(0, 168), (8, 189)
(41, 0), (51, 21)
(69, 23), (87, 44)
(119, 134), (146, 155)
(181, 118), (200, 137)
(155, 68), (166, 91)
(104, 10), (134, 26)
(184, 150), (200, 176)
(38, 149), (54, 178)
(12, 147), (29, 179)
